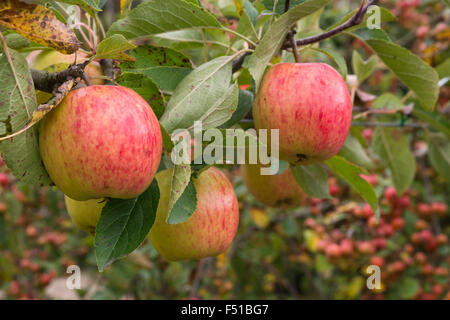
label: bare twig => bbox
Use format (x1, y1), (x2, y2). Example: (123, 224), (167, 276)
(189, 258), (206, 299)
(351, 121), (428, 128)
(100, 59), (115, 85)
(30, 61), (90, 93)
(282, 0), (380, 49)
(288, 30), (300, 62)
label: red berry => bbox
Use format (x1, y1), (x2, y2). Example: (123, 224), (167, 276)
(325, 243), (342, 258)
(0, 173), (10, 187)
(370, 256), (385, 267)
(340, 239), (354, 255)
(392, 217), (405, 230)
(384, 186), (397, 203)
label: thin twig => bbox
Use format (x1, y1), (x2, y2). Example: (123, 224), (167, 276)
(351, 121), (428, 128)
(30, 61), (90, 93)
(288, 30), (300, 62)
(189, 259), (206, 299)
(282, 0), (380, 49)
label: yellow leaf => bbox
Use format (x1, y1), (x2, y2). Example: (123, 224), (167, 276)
(0, 80), (74, 142)
(304, 230), (319, 252)
(250, 208), (270, 228)
(0, 0), (81, 54)
(120, 0), (133, 16)
(336, 277), (364, 299)
(234, 0), (244, 16)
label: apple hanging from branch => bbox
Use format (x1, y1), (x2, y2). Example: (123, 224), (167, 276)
(241, 163), (306, 208)
(149, 167), (239, 261)
(64, 195), (104, 234)
(253, 63), (352, 165)
(39, 85), (162, 201)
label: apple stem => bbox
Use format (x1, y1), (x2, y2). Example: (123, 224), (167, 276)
(288, 30), (301, 63)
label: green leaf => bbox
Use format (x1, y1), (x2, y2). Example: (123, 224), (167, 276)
(243, 0), (258, 24)
(386, 277), (420, 299)
(0, 46), (51, 186)
(94, 180), (160, 272)
(372, 93), (403, 110)
(325, 156), (379, 220)
(188, 82), (239, 131)
(358, 39), (439, 111)
(428, 133), (450, 182)
(160, 124), (174, 153)
(166, 164), (197, 224)
(167, 178), (197, 224)
(120, 45), (193, 92)
(338, 132), (373, 169)
(291, 164), (331, 199)
(308, 47), (347, 79)
(54, 0), (101, 16)
(235, 9), (258, 42)
(106, 0), (221, 39)
(352, 51), (377, 84)
(412, 103), (450, 136)
(248, 0), (330, 89)
(221, 89), (254, 128)
(436, 58), (450, 79)
(153, 29), (229, 52)
(372, 128), (416, 195)
(351, 28), (391, 42)
(0, 33), (30, 53)
(116, 72), (165, 119)
(94, 34), (136, 61)
(160, 55), (236, 133)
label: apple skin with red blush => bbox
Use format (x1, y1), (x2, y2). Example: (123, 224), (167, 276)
(253, 63), (352, 165)
(241, 163), (306, 208)
(149, 167), (239, 261)
(39, 85), (162, 201)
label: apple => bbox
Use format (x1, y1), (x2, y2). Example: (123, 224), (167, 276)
(39, 85), (162, 200)
(253, 63), (352, 164)
(149, 167), (239, 261)
(28, 50), (105, 104)
(240, 163), (306, 208)
(64, 195), (105, 233)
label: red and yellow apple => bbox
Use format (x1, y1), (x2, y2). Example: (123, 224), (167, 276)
(253, 63), (352, 164)
(149, 167), (239, 261)
(241, 163), (306, 208)
(64, 195), (104, 234)
(39, 85), (162, 201)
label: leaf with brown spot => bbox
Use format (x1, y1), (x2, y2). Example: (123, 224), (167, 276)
(0, 35), (51, 186)
(0, 0), (81, 54)
(0, 80), (75, 142)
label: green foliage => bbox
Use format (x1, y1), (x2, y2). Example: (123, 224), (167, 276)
(372, 128), (416, 195)
(120, 45), (193, 92)
(325, 156), (379, 221)
(248, 0), (330, 89)
(106, 0), (221, 39)
(0, 45), (51, 186)
(291, 164), (331, 199)
(95, 180), (160, 271)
